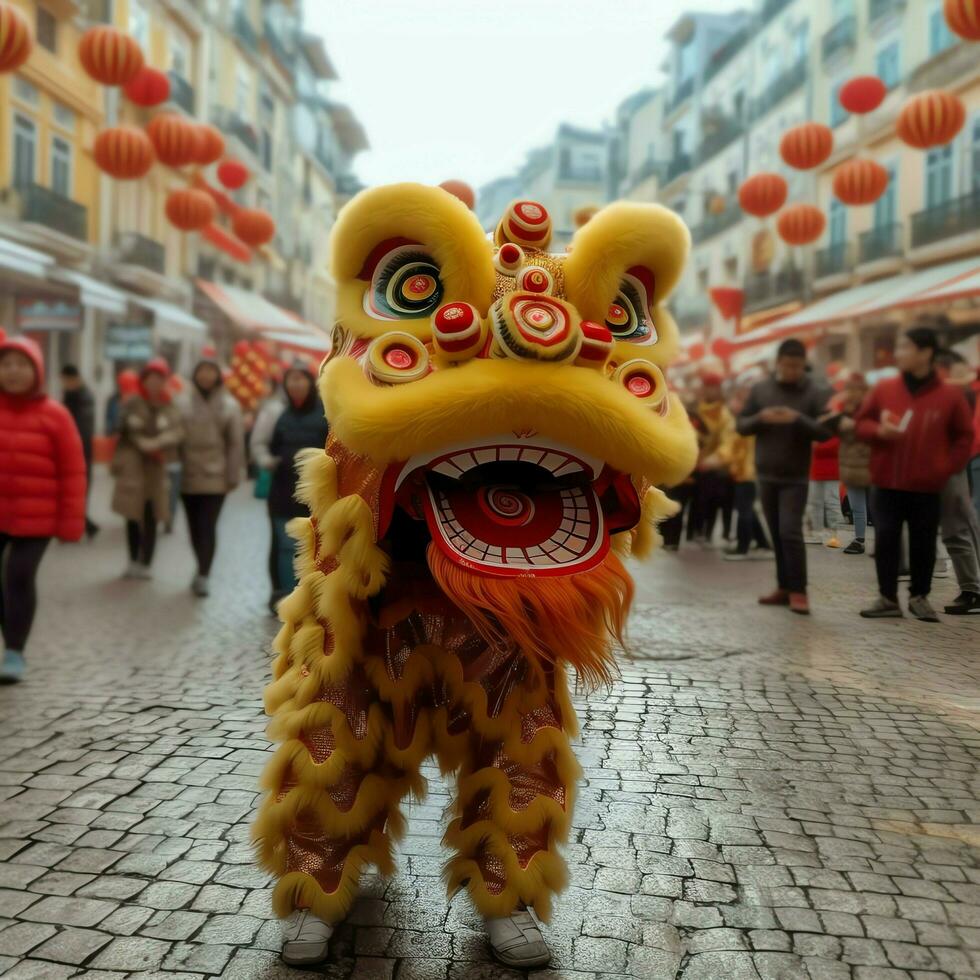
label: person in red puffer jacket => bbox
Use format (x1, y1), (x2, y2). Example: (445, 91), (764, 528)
(0, 334), (86, 683)
(807, 435), (843, 548)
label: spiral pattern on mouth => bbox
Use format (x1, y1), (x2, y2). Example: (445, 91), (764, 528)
(478, 486), (536, 526)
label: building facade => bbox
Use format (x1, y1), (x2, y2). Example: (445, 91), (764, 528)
(0, 0), (365, 418)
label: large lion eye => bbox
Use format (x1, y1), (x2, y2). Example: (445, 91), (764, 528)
(364, 244), (444, 321)
(605, 267), (658, 345)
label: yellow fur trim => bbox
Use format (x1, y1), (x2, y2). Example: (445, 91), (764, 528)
(323, 357), (697, 497)
(330, 183), (496, 341)
(294, 449), (338, 517)
(630, 486), (679, 560)
(563, 201), (690, 370)
(268, 830), (394, 922)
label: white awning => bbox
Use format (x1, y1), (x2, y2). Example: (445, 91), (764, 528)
(0, 236), (53, 279)
(262, 328), (331, 352)
(130, 296), (206, 333)
(197, 279), (312, 332)
(50, 269), (129, 316)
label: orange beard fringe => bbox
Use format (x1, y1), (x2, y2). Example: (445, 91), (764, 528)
(427, 544), (634, 690)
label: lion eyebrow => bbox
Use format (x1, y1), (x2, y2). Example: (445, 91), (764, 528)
(356, 237), (422, 281)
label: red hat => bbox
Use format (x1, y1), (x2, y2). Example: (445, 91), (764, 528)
(140, 357), (170, 380)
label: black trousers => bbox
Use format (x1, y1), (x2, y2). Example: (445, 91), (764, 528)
(759, 481), (809, 592)
(182, 493), (226, 576)
(661, 482), (694, 548)
(126, 501), (157, 566)
(733, 482), (770, 554)
(871, 487), (941, 601)
(697, 470), (733, 543)
(0, 534), (50, 653)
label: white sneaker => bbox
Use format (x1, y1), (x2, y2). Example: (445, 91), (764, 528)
(485, 907), (551, 969)
(191, 574), (210, 597)
(124, 561), (152, 580)
(281, 910), (334, 966)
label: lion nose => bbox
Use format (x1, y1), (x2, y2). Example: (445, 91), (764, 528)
(489, 293), (584, 364)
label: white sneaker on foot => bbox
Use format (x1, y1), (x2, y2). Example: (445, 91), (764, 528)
(486, 907), (551, 969)
(281, 910), (334, 966)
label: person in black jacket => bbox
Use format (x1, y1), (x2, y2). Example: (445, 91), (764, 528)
(267, 362), (329, 613)
(736, 339), (831, 615)
(61, 364), (99, 539)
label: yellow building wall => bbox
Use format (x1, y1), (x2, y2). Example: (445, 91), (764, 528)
(0, 0), (104, 244)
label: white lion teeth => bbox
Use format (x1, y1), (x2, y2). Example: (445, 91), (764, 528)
(435, 444), (588, 479)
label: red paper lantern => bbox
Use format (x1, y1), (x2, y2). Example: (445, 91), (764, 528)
(897, 90), (966, 149)
(439, 179), (476, 210)
(124, 66), (170, 107)
(777, 204), (826, 246)
(779, 123), (833, 171)
(217, 158), (249, 190)
(945, 0), (980, 40)
(0, 2), (33, 74)
(192, 125), (225, 166)
(738, 173), (788, 218)
(232, 209), (275, 247)
(78, 26), (143, 86)
(147, 113), (200, 168)
(165, 188), (216, 231)
(833, 158), (889, 206)
(839, 76), (887, 115)
(94, 126), (155, 180)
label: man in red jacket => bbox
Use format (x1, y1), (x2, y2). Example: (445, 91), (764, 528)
(0, 335), (86, 683)
(855, 327), (975, 621)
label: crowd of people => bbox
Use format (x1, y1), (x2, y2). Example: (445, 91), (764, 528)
(668, 331), (980, 622)
(1, 325), (977, 686)
(0, 331), (327, 684)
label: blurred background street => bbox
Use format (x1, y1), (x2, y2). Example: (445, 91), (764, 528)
(0, 477), (977, 980)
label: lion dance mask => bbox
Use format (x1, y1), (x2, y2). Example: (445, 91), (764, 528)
(254, 184), (697, 925)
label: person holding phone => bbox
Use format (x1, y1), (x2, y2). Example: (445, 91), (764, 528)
(855, 328), (974, 621)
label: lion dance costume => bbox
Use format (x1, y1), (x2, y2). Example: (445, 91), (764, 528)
(254, 184), (697, 928)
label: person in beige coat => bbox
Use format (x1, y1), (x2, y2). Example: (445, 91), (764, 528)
(111, 359), (184, 579)
(178, 358), (245, 596)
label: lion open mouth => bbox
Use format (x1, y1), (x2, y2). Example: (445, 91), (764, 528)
(383, 436), (641, 577)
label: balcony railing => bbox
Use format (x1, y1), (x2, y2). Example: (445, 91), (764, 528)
(751, 58), (807, 121)
(17, 182), (87, 240)
(697, 118), (744, 164)
(665, 153), (692, 184)
(816, 242), (851, 278)
(263, 17), (293, 68)
(744, 267), (804, 311)
(910, 190), (980, 249)
(908, 36), (971, 92)
(233, 9), (259, 52)
(704, 27), (750, 83)
(869, 0), (906, 24)
(822, 15), (857, 63)
(692, 206), (742, 243)
(859, 223), (903, 264)
(761, 0), (794, 18)
(212, 107), (259, 156)
(668, 76), (694, 112)
(167, 71), (195, 115)
(116, 232), (165, 273)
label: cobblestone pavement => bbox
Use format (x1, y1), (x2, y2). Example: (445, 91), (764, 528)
(1, 477), (978, 980)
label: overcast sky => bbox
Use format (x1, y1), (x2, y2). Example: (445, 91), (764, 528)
(307, 0), (748, 189)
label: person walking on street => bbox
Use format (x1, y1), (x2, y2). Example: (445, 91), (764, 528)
(736, 339), (831, 615)
(0, 335), (87, 683)
(60, 364), (99, 540)
(693, 371), (735, 547)
(856, 328), (975, 622)
(824, 372), (873, 555)
(110, 358), (184, 579)
(722, 383), (771, 561)
(262, 362), (328, 613)
(935, 352), (980, 615)
(177, 358), (245, 597)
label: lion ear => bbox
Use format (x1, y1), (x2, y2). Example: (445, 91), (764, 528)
(563, 202), (690, 325)
(329, 183), (495, 309)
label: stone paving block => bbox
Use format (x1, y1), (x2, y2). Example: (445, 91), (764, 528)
(89, 935), (172, 971)
(29, 926), (112, 964)
(0, 921), (58, 956)
(19, 894), (115, 927)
